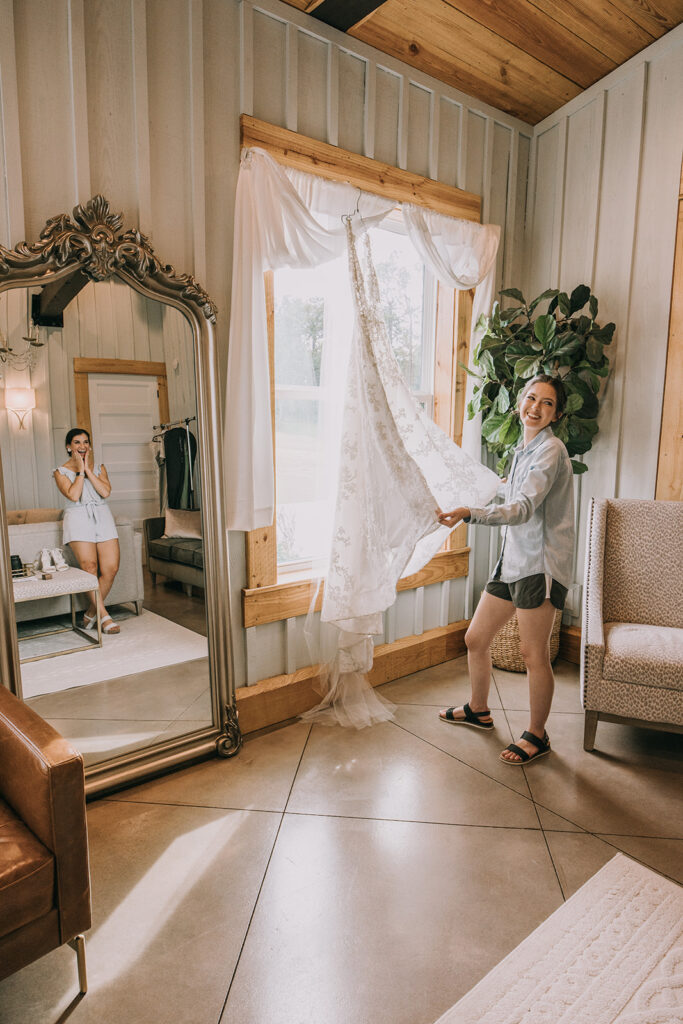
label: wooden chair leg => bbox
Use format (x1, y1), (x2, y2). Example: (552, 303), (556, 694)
(584, 710), (599, 752)
(68, 935), (87, 994)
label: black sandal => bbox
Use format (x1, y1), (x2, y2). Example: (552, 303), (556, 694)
(439, 702), (494, 730)
(500, 730), (551, 766)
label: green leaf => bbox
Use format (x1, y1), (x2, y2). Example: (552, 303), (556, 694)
(550, 335), (585, 362)
(500, 416), (521, 446)
(496, 455), (509, 476)
(500, 287), (526, 304)
(571, 459), (589, 474)
(475, 313), (489, 332)
(514, 355), (542, 379)
(496, 385), (511, 413)
(569, 284), (591, 314)
(557, 292), (571, 316)
(479, 350), (496, 376)
(499, 306), (526, 325)
(528, 288), (559, 314)
(565, 392), (584, 414)
(533, 314), (556, 348)
(589, 295), (598, 319)
(553, 418), (569, 442)
(574, 315), (592, 336)
(590, 322), (616, 344)
(586, 336), (603, 363)
(481, 412), (508, 441)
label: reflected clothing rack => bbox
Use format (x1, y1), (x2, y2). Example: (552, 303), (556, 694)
(151, 416), (198, 512)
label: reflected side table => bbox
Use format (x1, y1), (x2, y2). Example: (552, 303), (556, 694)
(12, 568), (102, 663)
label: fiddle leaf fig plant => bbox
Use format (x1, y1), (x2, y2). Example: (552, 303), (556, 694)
(467, 284), (613, 476)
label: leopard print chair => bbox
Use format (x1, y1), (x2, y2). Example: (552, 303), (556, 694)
(581, 498), (683, 751)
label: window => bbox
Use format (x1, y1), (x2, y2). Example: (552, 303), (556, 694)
(241, 117), (480, 628)
(274, 214), (436, 574)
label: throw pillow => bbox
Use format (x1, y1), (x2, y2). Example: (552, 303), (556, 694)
(162, 508), (202, 539)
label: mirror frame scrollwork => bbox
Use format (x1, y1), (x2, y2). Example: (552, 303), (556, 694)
(0, 196), (242, 794)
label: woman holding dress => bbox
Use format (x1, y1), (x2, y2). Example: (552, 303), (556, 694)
(53, 427), (121, 634)
(436, 375), (575, 765)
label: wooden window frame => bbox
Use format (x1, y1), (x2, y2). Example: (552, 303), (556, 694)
(241, 116), (482, 628)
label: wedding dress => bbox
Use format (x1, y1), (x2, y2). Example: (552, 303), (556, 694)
(303, 221), (500, 728)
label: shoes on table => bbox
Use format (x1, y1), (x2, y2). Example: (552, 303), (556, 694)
(38, 548), (53, 572)
(51, 548), (69, 572)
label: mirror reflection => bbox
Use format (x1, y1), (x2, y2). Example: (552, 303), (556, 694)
(1, 278), (212, 767)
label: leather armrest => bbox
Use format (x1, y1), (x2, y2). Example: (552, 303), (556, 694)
(0, 687), (90, 941)
(143, 516), (165, 555)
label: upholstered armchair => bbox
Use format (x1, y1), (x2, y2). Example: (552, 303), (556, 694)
(581, 498), (683, 751)
(0, 685), (91, 992)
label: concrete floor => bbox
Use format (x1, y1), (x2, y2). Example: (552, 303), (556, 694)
(1, 656), (681, 1024)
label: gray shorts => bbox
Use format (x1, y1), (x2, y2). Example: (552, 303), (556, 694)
(485, 573), (567, 610)
(63, 504), (118, 545)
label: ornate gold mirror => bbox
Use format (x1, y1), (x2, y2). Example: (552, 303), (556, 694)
(0, 196), (241, 795)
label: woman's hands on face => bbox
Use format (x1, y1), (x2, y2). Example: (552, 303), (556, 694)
(436, 506), (470, 529)
(73, 450), (86, 473)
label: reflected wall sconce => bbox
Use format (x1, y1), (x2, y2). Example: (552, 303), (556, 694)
(4, 387), (36, 429)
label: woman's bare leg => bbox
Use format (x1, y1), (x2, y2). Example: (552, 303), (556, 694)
(68, 541), (99, 617)
(500, 599), (557, 762)
(94, 538), (120, 616)
(440, 590), (515, 722)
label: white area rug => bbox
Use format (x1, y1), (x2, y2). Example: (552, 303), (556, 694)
(435, 853), (683, 1024)
(20, 610), (208, 698)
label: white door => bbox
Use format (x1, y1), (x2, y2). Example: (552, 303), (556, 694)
(88, 374), (161, 526)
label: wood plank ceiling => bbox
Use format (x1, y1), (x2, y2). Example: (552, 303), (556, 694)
(282, 0), (683, 123)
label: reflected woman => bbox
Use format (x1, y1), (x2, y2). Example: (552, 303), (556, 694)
(53, 428), (121, 634)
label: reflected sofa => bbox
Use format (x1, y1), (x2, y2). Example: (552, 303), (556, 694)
(8, 508), (144, 621)
(581, 498), (683, 751)
(0, 684), (90, 992)
(143, 516), (204, 596)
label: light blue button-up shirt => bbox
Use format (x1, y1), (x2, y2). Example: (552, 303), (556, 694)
(467, 426), (575, 587)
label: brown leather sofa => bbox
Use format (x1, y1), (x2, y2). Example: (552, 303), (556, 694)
(0, 685), (91, 992)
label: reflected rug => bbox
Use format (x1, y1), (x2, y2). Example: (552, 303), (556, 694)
(19, 610), (208, 698)
(434, 853), (683, 1024)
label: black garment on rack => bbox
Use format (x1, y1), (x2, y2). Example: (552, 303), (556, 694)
(163, 427), (197, 509)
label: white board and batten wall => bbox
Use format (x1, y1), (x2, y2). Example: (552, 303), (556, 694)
(524, 24), (683, 624)
(0, 0), (533, 688)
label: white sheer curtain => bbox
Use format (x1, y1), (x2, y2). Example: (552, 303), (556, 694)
(224, 148), (394, 531)
(225, 149), (503, 727)
(402, 204), (501, 460)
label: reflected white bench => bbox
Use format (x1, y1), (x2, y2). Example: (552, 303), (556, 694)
(13, 568), (102, 663)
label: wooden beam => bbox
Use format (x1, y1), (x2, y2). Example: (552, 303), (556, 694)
(243, 548), (469, 627)
(240, 115), (482, 222)
(31, 268), (90, 326)
(73, 358), (167, 376)
(310, 0), (387, 33)
(236, 619), (468, 733)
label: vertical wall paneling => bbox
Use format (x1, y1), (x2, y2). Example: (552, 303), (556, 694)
(616, 46), (683, 500)
(550, 116), (568, 288)
(131, 0), (153, 231)
(239, 0), (255, 117)
(337, 51), (365, 154)
(503, 130), (519, 290)
(189, 0), (206, 283)
(481, 116), (494, 226)
(438, 580), (450, 629)
(464, 110), (486, 198)
(285, 616), (297, 674)
(559, 98), (604, 291)
(428, 90), (439, 183)
(396, 73), (409, 171)
(325, 42), (339, 146)
(252, 11), (287, 130)
(405, 82), (430, 178)
(0, 0), (24, 246)
(297, 31), (328, 142)
(489, 123), (511, 296)
(384, 602), (397, 645)
(67, 0), (91, 203)
(437, 97), (460, 188)
(456, 102), (468, 192)
(527, 127), (557, 299)
(284, 21), (298, 133)
(374, 67), (399, 167)
(413, 586), (425, 637)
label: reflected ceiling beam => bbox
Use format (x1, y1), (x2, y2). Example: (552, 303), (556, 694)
(31, 268), (90, 327)
(310, 0), (387, 32)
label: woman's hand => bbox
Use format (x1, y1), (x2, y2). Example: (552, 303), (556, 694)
(73, 450), (86, 473)
(436, 506), (471, 529)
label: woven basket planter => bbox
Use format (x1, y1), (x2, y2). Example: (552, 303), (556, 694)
(490, 608), (563, 672)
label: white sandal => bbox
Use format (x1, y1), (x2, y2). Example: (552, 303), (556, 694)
(101, 615), (120, 635)
(82, 611), (97, 630)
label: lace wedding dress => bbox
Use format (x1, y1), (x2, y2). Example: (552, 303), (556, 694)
(302, 222), (500, 728)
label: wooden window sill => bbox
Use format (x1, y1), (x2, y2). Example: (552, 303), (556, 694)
(242, 547), (470, 627)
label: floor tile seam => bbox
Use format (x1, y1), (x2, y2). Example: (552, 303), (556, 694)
(533, 801), (587, 833)
(218, 725), (315, 1022)
(389, 718), (536, 804)
(281, 809), (543, 831)
(98, 796), (284, 815)
(581, 833), (683, 887)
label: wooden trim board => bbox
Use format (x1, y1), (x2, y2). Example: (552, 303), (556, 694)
(235, 619), (469, 733)
(243, 548), (470, 626)
(655, 156), (683, 501)
(240, 115), (482, 221)
(73, 357), (170, 445)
